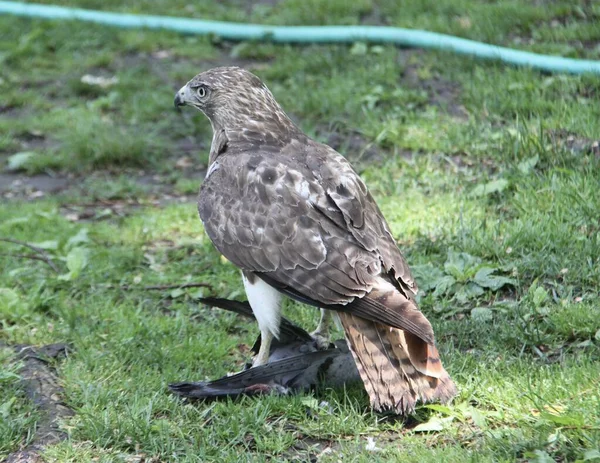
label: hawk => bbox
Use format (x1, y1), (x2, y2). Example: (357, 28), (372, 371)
(174, 67), (456, 414)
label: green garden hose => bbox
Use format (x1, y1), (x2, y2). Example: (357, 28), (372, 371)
(1, 1), (599, 75)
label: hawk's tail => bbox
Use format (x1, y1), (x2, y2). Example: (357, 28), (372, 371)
(337, 310), (456, 414)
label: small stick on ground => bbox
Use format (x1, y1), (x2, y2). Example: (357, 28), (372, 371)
(0, 238), (60, 273)
(116, 282), (213, 291)
(0, 253), (60, 271)
(5, 343), (74, 463)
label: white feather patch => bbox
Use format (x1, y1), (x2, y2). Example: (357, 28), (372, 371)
(206, 161), (220, 179)
(296, 179), (311, 199)
(242, 273), (282, 339)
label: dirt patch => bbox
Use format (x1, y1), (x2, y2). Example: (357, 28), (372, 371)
(119, 49), (271, 92)
(14, 130), (58, 152)
(1, 47), (462, 206)
(0, 104), (28, 118)
(59, 199), (150, 222)
(5, 343), (73, 463)
(548, 129), (600, 157)
(0, 123), (59, 164)
(55, 182), (202, 223)
(314, 123), (415, 166)
(282, 437), (339, 462)
(175, 137), (207, 157)
(0, 173), (72, 199)
(208, 54), (273, 72)
(320, 128), (381, 163)
(398, 51), (469, 120)
(242, 0), (283, 15)
(359, 3), (389, 26)
(509, 6), (600, 51)
(1, 160), (205, 205)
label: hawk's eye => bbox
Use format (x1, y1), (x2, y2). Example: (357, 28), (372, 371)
(197, 86), (207, 98)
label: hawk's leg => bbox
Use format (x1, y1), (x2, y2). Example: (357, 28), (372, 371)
(241, 271), (281, 367)
(311, 308), (334, 349)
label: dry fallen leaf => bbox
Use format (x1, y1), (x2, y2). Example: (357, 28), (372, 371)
(365, 437), (382, 452)
(456, 16), (472, 29)
(81, 74), (119, 88)
(176, 156), (194, 169)
(153, 50), (172, 59)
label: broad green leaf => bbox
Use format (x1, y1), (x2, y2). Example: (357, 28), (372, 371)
(350, 42), (368, 55)
(525, 450), (555, 463)
(0, 288), (28, 320)
(413, 417), (444, 432)
(0, 397), (16, 418)
(0, 288), (20, 309)
(473, 267), (496, 280)
(58, 247), (89, 280)
(35, 210), (59, 219)
(410, 263), (445, 292)
(471, 307), (494, 322)
(423, 404), (455, 415)
(66, 228), (90, 249)
(3, 216), (30, 226)
(473, 267), (515, 290)
(444, 250), (480, 280)
(32, 240), (59, 250)
(583, 449), (600, 461)
(469, 178), (509, 197)
(170, 288), (185, 299)
(432, 275), (456, 298)
(6, 151), (35, 171)
(518, 155), (539, 174)
(0, 371), (21, 382)
(413, 416), (453, 432)
(455, 282), (484, 303)
(467, 407), (487, 428)
(531, 285), (550, 308)
(301, 397), (320, 410)
(189, 289), (204, 300)
(66, 247), (88, 274)
(540, 411), (585, 427)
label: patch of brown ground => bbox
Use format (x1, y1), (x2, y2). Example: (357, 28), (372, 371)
(398, 50), (469, 120)
(548, 129), (600, 157)
(5, 343), (73, 463)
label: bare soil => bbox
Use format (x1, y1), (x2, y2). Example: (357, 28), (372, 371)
(5, 344), (73, 463)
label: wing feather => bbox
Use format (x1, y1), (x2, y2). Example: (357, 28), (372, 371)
(199, 139), (426, 341)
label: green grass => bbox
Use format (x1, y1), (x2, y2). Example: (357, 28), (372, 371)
(1, 0), (599, 461)
(0, 347), (38, 456)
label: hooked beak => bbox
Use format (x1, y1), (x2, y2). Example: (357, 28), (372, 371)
(174, 86), (187, 108)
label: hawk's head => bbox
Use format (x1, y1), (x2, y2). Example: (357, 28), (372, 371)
(175, 66), (296, 135)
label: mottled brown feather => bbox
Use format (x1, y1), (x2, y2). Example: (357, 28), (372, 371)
(180, 66), (456, 414)
(339, 313), (456, 414)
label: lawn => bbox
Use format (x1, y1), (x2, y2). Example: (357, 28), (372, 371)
(1, 0), (599, 461)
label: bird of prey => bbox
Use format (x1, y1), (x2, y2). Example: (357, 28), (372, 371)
(174, 67), (456, 414)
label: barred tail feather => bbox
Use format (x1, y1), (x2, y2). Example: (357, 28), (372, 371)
(337, 312), (456, 414)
